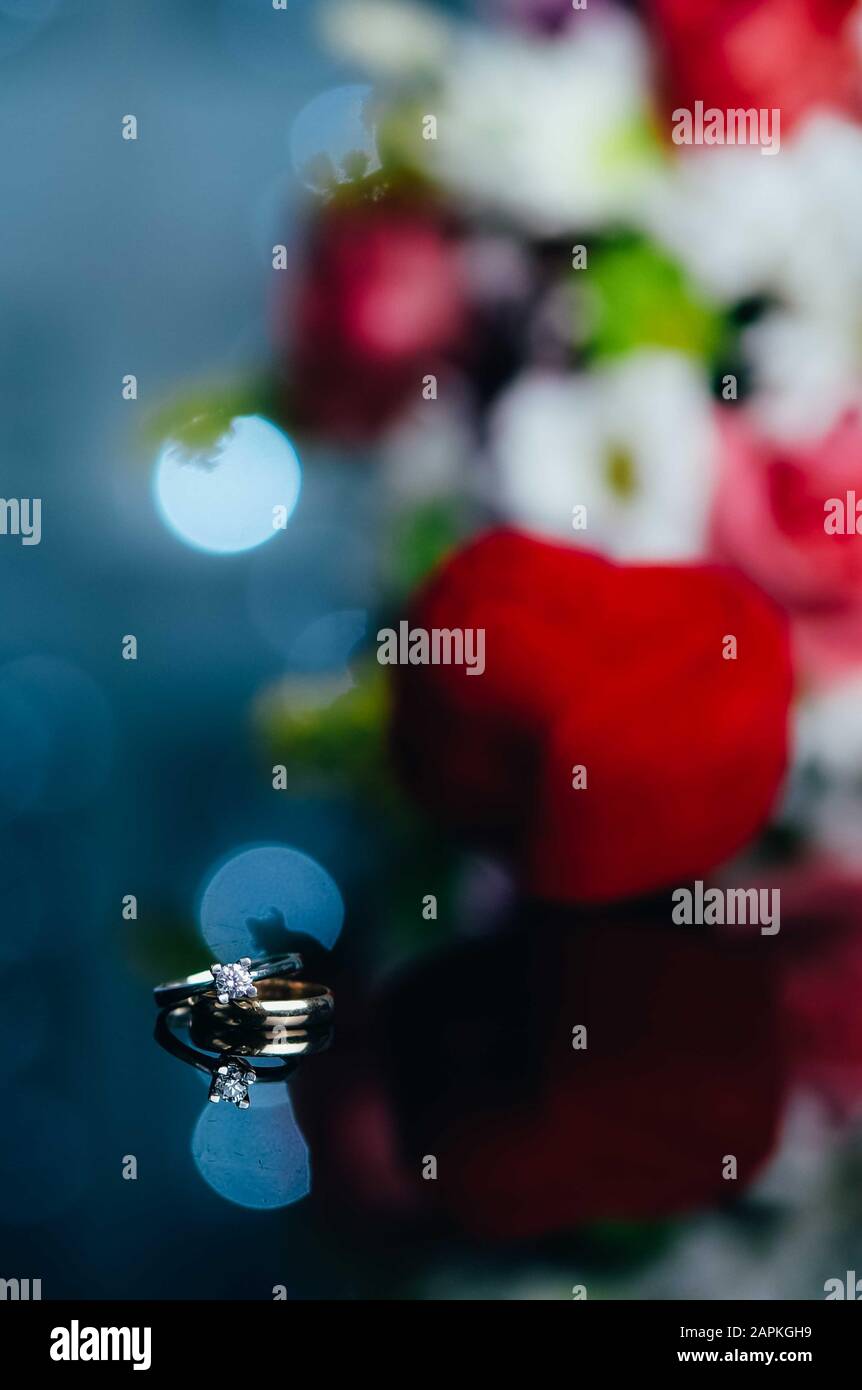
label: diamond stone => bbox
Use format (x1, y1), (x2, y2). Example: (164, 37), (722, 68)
(209, 958), (256, 1004)
(209, 1061), (256, 1109)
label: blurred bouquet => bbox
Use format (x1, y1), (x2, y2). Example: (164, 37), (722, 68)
(167, 0), (862, 1262)
(269, 0), (862, 869)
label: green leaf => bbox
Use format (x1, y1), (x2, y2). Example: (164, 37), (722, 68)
(583, 235), (727, 365)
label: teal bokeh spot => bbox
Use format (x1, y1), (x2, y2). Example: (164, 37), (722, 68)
(198, 843), (344, 956)
(192, 1090), (310, 1210)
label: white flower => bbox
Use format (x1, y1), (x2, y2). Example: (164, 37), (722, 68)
(743, 310), (862, 443)
(320, 0), (451, 78)
(429, 11), (659, 235)
(642, 144), (800, 305)
(644, 114), (862, 441)
(324, 5), (658, 233)
(379, 392), (475, 507)
(644, 116), (845, 300)
(797, 674), (862, 778)
(489, 351), (717, 560)
(784, 114), (862, 320)
(792, 675), (862, 865)
(645, 115), (862, 305)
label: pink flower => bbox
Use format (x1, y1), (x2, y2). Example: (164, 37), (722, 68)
(284, 197), (468, 444)
(711, 409), (862, 684)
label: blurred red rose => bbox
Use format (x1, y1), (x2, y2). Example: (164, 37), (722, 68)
(711, 409), (862, 685)
(284, 197), (468, 443)
(390, 529), (793, 903)
(645, 0), (862, 137)
(303, 914), (785, 1239)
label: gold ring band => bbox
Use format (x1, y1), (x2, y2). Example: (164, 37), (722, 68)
(193, 977), (334, 1030)
(187, 1007), (333, 1058)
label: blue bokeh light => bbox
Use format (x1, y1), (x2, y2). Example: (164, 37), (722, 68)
(192, 1090), (310, 1210)
(154, 415), (301, 555)
(198, 843), (344, 956)
(289, 84), (381, 192)
(289, 608), (367, 673)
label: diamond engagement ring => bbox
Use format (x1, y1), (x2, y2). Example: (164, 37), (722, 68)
(193, 978), (334, 1030)
(152, 953), (303, 1009)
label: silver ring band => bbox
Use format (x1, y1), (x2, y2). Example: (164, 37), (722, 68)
(153, 953), (303, 1009)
